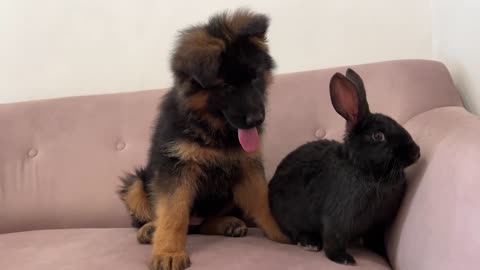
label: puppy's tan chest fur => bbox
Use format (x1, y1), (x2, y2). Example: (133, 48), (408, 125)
(164, 140), (263, 218)
(165, 140), (261, 165)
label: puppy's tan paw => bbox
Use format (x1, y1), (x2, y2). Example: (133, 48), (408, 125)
(137, 222), (155, 244)
(150, 252), (191, 270)
(199, 216), (248, 237)
(223, 219), (248, 237)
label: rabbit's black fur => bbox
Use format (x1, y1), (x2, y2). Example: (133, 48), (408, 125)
(268, 69), (420, 265)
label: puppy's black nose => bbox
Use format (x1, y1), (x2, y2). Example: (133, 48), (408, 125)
(245, 112), (265, 127)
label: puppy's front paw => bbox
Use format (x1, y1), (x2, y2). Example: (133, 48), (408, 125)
(150, 252), (191, 270)
(326, 251), (356, 265)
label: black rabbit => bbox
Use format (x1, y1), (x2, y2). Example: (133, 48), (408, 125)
(268, 69), (420, 265)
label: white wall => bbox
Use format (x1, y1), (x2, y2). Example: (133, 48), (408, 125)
(0, 0), (432, 103)
(432, 0), (480, 114)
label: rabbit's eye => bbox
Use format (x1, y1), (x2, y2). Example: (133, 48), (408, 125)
(372, 132), (386, 142)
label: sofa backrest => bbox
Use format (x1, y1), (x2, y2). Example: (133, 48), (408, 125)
(0, 60), (462, 234)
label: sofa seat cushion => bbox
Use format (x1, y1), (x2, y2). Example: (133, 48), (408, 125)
(0, 228), (391, 270)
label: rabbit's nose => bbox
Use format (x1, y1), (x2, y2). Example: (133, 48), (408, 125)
(414, 150), (421, 161)
(411, 144), (421, 161)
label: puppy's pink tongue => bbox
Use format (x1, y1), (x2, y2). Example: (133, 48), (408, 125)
(238, 127), (259, 152)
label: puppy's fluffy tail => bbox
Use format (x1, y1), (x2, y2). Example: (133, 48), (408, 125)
(118, 168), (153, 228)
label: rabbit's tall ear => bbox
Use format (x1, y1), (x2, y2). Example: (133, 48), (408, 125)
(330, 72), (369, 130)
(346, 68), (370, 116)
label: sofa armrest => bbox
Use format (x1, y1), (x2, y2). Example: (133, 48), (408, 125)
(386, 106), (480, 270)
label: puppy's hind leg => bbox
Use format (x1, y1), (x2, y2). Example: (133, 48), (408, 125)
(137, 222), (156, 244)
(118, 170), (154, 228)
(199, 216), (248, 237)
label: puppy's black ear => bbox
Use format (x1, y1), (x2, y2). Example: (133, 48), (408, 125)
(188, 47), (221, 88)
(239, 14), (269, 38)
(171, 28), (224, 88)
(229, 9), (270, 38)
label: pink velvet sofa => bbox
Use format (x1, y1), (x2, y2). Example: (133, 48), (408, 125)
(1, 60), (479, 270)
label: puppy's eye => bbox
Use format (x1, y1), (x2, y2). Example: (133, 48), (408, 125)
(372, 132), (385, 142)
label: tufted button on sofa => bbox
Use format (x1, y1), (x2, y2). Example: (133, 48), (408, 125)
(1, 60), (479, 270)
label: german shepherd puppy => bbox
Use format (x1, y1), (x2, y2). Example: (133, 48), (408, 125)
(118, 9), (289, 270)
